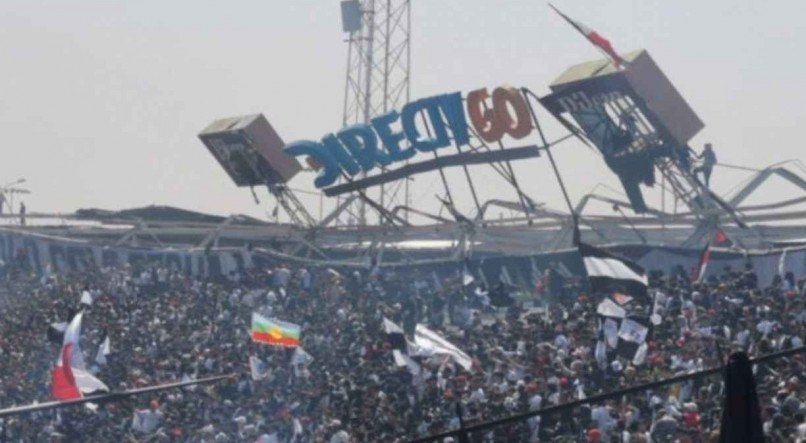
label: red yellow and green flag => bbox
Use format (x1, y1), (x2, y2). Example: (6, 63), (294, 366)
(251, 313), (301, 347)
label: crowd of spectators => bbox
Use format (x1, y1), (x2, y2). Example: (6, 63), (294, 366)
(0, 254), (803, 442)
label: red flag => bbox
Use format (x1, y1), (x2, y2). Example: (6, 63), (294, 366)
(549, 4), (626, 68)
(51, 343), (82, 401)
(692, 229), (732, 283)
(713, 228), (732, 247)
(50, 311), (109, 400)
(693, 243), (711, 284)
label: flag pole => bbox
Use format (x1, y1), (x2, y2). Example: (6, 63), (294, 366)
(521, 87), (581, 245)
(548, 3), (624, 69)
(548, 3), (589, 41)
(455, 402), (470, 443)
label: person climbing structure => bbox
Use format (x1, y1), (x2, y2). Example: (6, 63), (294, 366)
(694, 143), (717, 187)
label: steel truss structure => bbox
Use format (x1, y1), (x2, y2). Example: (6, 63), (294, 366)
(335, 0), (412, 226)
(7, 156), (805, 265)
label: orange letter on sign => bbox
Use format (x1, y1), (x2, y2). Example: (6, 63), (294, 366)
(468, 86), (533, 143)
(491, 86), (533, 140)
(467, 88), (503, 143)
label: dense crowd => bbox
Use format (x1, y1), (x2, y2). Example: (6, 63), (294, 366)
(0, 253), (803, 442)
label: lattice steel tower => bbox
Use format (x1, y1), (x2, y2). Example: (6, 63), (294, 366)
(338, 0), (411, 225)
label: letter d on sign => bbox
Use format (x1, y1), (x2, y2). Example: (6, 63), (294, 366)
(284, 141), (341, 188)
(401, 97), (451, 153)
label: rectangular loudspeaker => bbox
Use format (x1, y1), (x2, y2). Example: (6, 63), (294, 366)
(199, 114), (301, 187)
(341, 0), (363, 33)
(548, 49), (704, 146)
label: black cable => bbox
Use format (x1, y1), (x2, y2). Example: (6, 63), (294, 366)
(0, 374), (233, 418)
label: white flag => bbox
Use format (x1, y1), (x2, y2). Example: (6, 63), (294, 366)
(393, 350), (422, 376)
(650, 290), (663, 326)
(413, 324), (472, 371)
(603, 318), (619, 349)
(52, 311), (109, 398)
(462, 268), (475, 286)
(293, 418), (303, 438)
(95, 336), (111, 366)
(576, 383), (586, 400)
(392, 349), (410, 367)
(72, 367), (109, 394)
(382, 317), (405, 335)
(618, 319), (649, 344)
(61, 312), (86, 370)
(80, 290), (93, 306)
(596, 298), (626, 319)
(290, 347), (314, 366)
(132, 409), (161, 434)
(632, 342), (648, 366)
(594, 340), (607, 369)
(250, 356), (269, 381)
(778, 248), (790, 277)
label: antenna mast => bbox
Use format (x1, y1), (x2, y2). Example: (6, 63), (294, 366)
(338, 0), (412, 226)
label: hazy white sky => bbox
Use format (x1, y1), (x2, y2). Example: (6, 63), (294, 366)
(1, 0), (804, 222)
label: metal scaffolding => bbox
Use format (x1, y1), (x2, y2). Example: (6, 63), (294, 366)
(338, 0), (412, 226)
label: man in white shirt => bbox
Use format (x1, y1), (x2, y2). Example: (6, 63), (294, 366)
(736, 328), (751, 348)
(469, 387), (486, 405)
(273, 265), (291, 288)
(554, 333), (569, 351)
(756, 318), (777, 338)
(592, 402), (617, 438)
(328, 420), (350, 443)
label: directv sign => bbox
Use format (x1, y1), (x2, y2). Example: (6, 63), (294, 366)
(285, 86), (536, 189)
